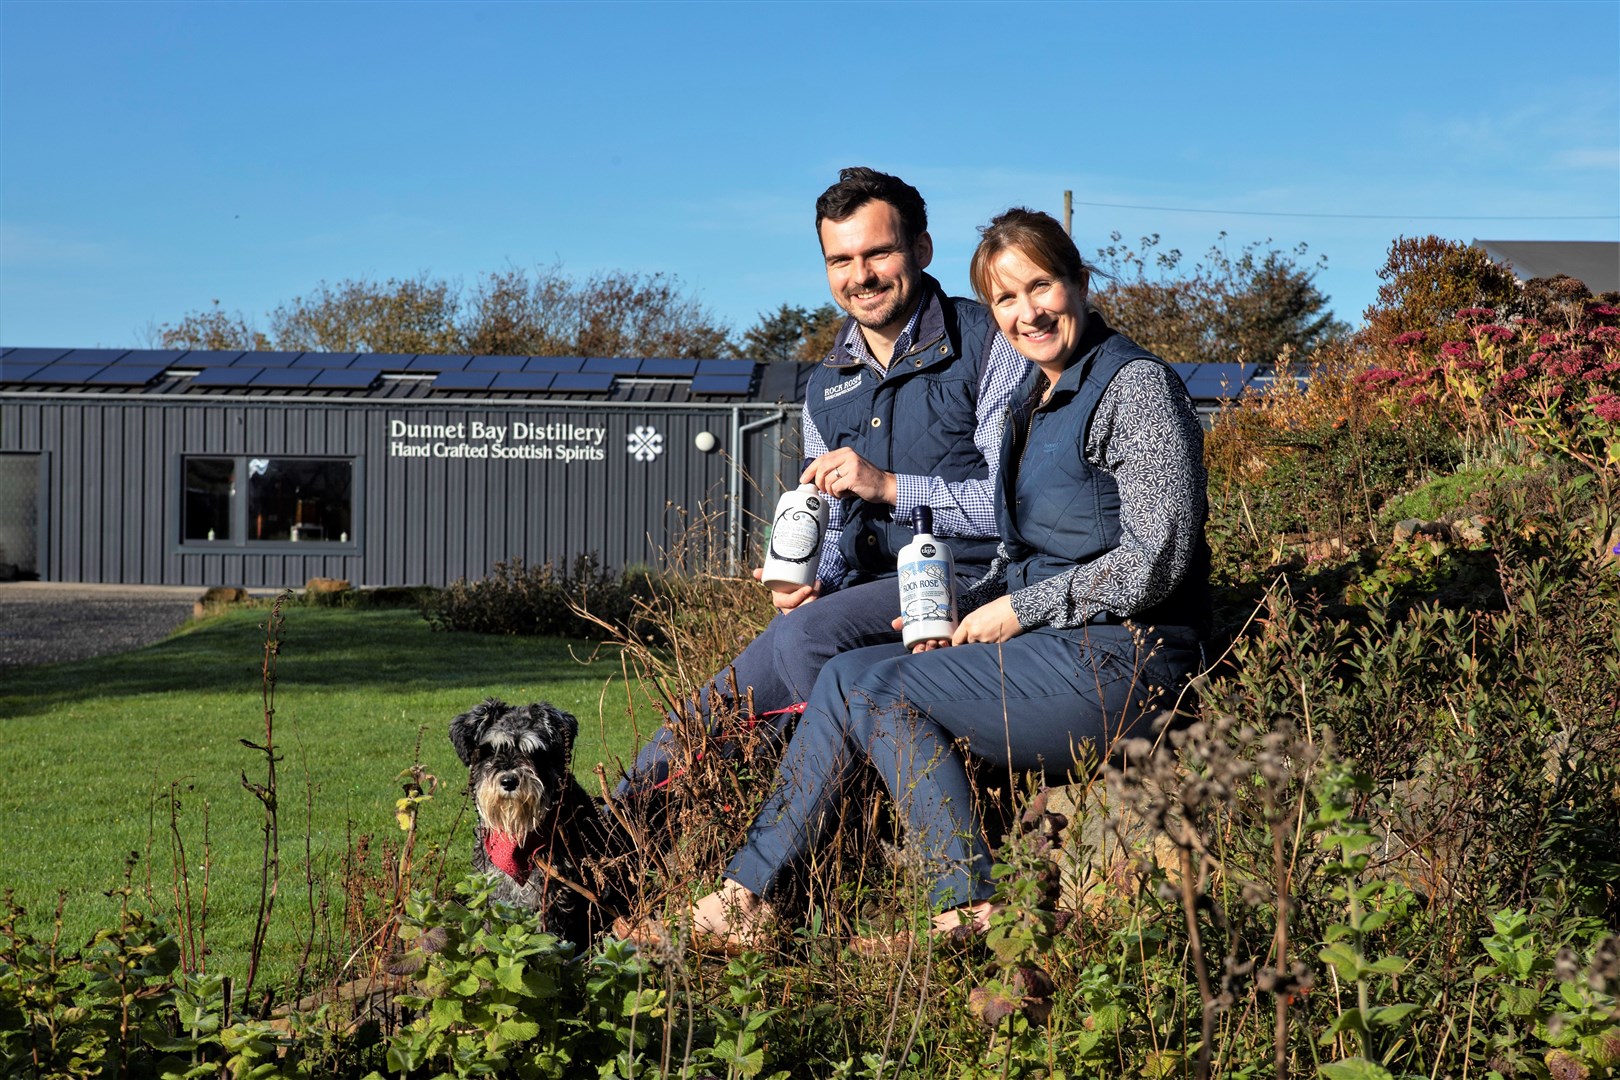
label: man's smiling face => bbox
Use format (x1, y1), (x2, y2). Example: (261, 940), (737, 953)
(819, 199), (932, 342)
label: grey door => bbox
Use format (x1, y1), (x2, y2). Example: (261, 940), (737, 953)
(0, 454), (41, 580)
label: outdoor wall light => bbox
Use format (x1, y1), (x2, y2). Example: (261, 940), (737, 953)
(693, 431), (718, 453)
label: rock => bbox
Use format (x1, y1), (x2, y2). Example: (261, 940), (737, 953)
(194, 586), (250, 618)
(304, 577), (351, 594)
(1393, 519), (1451, 544)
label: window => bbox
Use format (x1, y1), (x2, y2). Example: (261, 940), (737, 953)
(181, 456), (355, 546)
(183, 458), (234, 541)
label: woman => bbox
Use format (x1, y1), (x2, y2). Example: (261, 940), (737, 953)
(671, 208), (1210, 944)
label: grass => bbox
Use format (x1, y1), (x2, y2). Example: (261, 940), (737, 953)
(0, 602), (651, 986)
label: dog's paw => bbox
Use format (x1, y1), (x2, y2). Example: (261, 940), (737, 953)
(384, 925), (449, 975)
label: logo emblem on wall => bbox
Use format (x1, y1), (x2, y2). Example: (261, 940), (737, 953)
(627, 425), (664, 462)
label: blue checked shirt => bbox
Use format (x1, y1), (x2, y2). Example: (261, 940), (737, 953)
(803, 305), (1029, 589)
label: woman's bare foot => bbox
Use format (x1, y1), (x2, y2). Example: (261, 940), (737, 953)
(851, 901), (999, 957)
(689, 879), (772, 948)
(931, 900), (996, 936)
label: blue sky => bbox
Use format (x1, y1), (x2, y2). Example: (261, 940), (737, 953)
(2, 0), (1616, 351)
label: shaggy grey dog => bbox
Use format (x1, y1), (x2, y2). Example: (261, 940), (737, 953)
(449, 698), (628, 945)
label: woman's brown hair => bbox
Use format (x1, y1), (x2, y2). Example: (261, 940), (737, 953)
(969, 207), (1090, 304)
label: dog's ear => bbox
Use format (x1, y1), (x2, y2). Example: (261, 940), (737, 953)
(541, 703), (578, 761)
(450, 698), (506, 765)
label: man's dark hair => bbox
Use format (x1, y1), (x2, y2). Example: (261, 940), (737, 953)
(815, 167), (929, 245)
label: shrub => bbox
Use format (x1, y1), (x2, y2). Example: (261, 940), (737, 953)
(422, 555), (667, 642)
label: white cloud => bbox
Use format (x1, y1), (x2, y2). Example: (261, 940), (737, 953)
(0, 222), (113, 267)
(1555, 147), (1620, 170)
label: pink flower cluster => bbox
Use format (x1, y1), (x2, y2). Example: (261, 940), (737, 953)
(1455, 307), (1497, 322)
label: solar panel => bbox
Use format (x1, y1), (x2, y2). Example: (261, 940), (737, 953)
(690, 374), (754, 395)
(236, 351), (301, 368)
(60, 348), (131, 364)
(0, 362), (47, 382)
(87, 366), (165, 387)
(1182, 363), (1257, 400)
(408, 354), (472, 372)
(584, 357), (642, 375)
(289, 352), (359, 369)
(179, 350), (246, 367)
(191, 367), (260, 387)
(310, 368), (380, 390)
(2, 348), (70, 366)
(251, 368), (320, 388)
(490, 372), (555, 392)
(431, 371), (497, 392)
(549, 372), (615, 392)
(351, 353), (416, 370)
(466, 355), (527, 371)
(24, 363), (108, 384)
(641, 358), (698, 377)
(116, 350), (187, 368)
(522, 356), (585, 373)
(696, 359), (757, 377)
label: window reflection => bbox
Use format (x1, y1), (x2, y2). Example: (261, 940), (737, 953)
(182, 458), (234, 541)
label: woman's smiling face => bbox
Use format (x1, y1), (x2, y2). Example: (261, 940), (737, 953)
(985, 248), (1088, 377)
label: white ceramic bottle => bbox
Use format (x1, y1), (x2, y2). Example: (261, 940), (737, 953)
(897, 506), (958, 647)
(760, 483), (829, 590)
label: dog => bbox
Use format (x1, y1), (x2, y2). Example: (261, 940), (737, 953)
(449, 698), (630, 946)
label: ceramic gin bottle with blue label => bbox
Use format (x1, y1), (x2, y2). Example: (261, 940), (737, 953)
(897, 506), (958, 647)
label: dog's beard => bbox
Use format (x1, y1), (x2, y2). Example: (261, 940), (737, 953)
(474, 771), (550, 839)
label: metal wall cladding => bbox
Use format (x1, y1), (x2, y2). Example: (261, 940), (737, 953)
(0, 398), (798, 587)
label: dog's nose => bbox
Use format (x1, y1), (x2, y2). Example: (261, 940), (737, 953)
(499, 773), (519, 792)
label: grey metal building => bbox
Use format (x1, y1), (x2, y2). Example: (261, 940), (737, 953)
(1, 346), (1261, 588)
(0, 348), (807, 587)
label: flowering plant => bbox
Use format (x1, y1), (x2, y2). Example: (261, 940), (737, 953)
(1356, 302), (1620, 495)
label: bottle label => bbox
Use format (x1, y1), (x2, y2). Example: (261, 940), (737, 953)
(769, 498), (823, 563)
(899, 557), (954, 623)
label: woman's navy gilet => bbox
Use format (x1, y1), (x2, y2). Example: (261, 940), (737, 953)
(997, 321), (1210, 634)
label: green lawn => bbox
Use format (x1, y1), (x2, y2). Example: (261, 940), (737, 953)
(0, 604), (655, 985)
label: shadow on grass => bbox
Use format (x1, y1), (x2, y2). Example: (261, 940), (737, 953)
(0, 607), (626, 713)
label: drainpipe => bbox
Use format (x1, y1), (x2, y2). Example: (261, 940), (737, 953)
(729, 407), (794, 575)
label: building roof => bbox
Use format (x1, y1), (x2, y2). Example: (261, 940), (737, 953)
(1472, 240), (1620, 294)
(0, 347), (1266, 411)
(0, 348), (808, 407)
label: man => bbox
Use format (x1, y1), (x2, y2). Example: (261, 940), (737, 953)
(617, 166), (1028, 796)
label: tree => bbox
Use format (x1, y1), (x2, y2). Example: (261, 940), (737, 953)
(270, 274), (462, 354)
(155, 300), (270, 351)
(155, 266), (737, 358)
(797, 304), (844, 363)
(1360, 235), (1520, 346)
(739, 302), (843, 363)
(1091, 232), (1349, 366)
(551, 269), (735, 359)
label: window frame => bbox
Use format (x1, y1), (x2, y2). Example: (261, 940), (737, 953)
(175, 453), (362, 551)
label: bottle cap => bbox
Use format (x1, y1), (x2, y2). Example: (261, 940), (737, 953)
(913, 506), (933, 535)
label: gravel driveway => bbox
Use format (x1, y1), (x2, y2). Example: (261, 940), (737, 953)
(0, 583), (205, 668)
